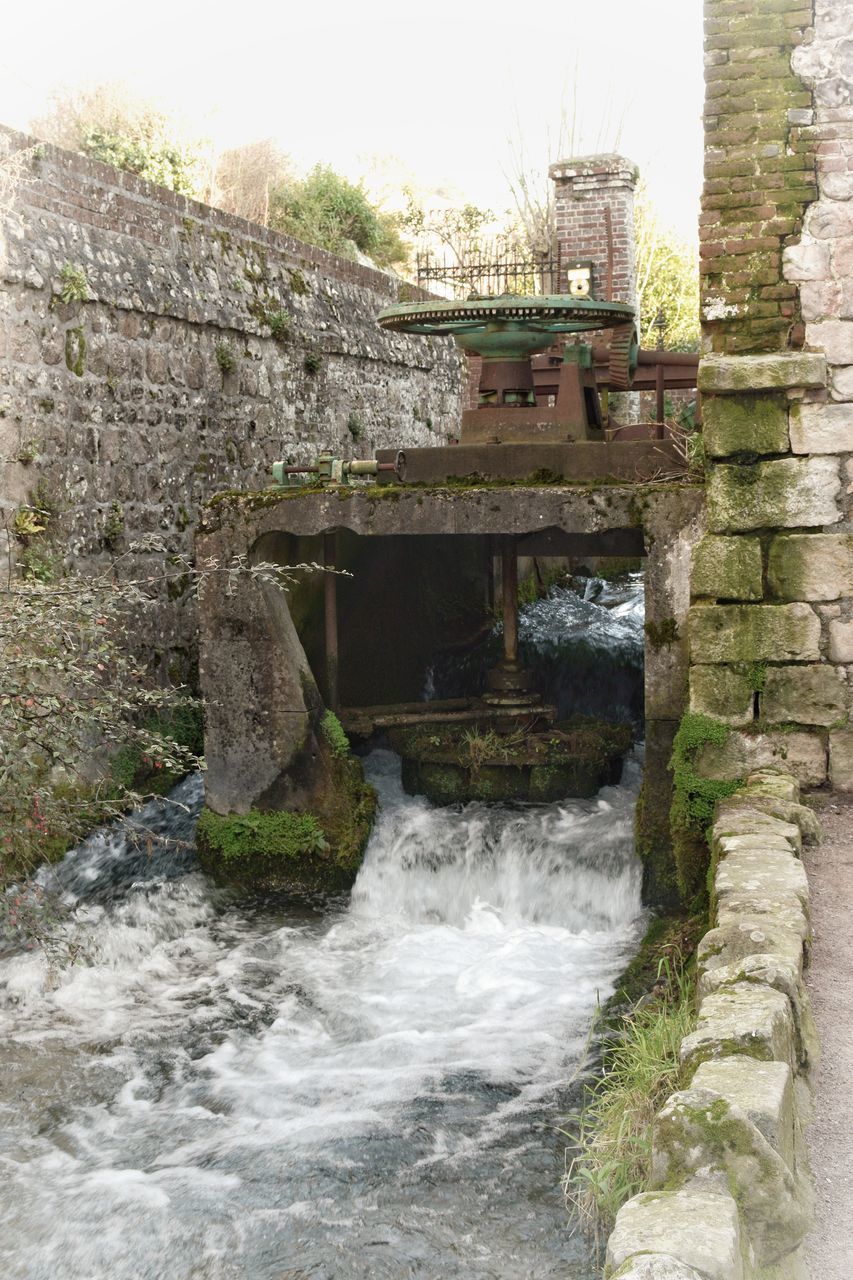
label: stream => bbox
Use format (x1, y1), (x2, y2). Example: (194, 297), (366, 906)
(0, 577), (646, 1280)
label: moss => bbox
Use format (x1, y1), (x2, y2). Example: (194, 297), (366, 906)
(744, 661), (767, 692)
(196, 808), (328, 862)
(288, 268), (308, 295)
(669, 714), (742, 903)
(644, 617), (679, 649)
(321, 709), (349, 759)
(65, 326), (87, 377)
(103, 500), (124, 552)
(702, 392), (789, 458)
(303, 351), (322, 375)
(215, 340), (237, 375)
(393, 716), (632, 805)
(608, 913), (705, 1012)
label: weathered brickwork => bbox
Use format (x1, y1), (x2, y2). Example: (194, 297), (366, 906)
(688, 0), (853, 793)
(549, 154), (638, 307)
(0, 126), (465, 667)
(701, 0), (817, 354)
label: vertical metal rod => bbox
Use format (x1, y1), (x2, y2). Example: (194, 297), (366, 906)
(323, 531), (339, 711)
(501, 535), (518, 667)
(656, 362), (666, 437)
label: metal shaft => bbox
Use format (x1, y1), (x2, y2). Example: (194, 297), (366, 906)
(501, 536), (519, 666)
(323, 531), (339, 711)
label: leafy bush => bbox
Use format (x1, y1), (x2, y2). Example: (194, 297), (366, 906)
(269, 165), (407, 267)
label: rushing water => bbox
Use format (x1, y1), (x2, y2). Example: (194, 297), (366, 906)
(429, 573), (646, 725)
(1, 577), (646, 1280)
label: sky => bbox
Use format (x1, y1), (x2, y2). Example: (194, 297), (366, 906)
(0, 0), (704, 242)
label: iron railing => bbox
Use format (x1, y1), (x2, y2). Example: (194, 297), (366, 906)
(415, 246), (564, 299)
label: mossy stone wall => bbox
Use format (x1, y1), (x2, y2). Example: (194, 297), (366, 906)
(691, 0), (853, 794)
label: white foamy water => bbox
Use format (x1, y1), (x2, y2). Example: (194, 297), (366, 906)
(0, 746), (644, 1280)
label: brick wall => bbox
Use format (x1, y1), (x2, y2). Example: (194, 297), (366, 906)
(549, 153), (639, 307)
(700, 0), (817, 354)
(690, 0), (853, 793)
(0, 127), (465, 670)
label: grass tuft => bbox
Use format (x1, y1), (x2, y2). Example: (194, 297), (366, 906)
(562, 951), (695, 1255)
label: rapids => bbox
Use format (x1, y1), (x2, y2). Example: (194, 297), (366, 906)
(0, 577), (646, 1280)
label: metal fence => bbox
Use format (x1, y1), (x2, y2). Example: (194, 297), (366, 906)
(415, 247), (564, 299)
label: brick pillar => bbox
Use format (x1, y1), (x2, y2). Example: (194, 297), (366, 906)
(549, 153), (639, 309)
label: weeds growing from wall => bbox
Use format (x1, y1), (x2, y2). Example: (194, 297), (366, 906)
(58, 262), (89, 305)
(669, 713), (741, 901)
(563, 947), (696, 1257)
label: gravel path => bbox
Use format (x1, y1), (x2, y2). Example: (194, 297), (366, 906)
(803, 795), (853, 1277)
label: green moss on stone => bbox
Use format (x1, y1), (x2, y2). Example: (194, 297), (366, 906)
(196, 808), (328, 861)
(321, 709), (350, 759)
(691, 535), (763, 601)
(670, 714), (742, 902)
(702, 392), (789, 458)
(64, 327), (86, 377)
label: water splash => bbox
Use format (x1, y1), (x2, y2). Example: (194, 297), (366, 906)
(0, 739), (644, 1279)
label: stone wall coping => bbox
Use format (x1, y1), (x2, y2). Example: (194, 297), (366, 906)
(698, 352), (828, 394)
(549, 152), (640, 183)
(604, 768), (819, 1279)
(0, 123), (428, 302)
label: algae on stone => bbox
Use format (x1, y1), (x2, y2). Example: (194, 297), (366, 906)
(707, 456), (841, 533)
(702, 392), (789, 458)
(690, 535), (763, 602)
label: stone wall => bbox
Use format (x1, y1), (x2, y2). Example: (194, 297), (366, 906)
(606, 770), (819, 1279)
(700, 0), (816, 353)
(0, 126), (465, 669)
(689, 0), (853, 793)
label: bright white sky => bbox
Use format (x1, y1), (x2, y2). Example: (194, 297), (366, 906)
(1, 0), (704, 242)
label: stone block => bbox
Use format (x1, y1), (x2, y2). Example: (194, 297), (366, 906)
(742, 769), (802, 804)
(714, 847), (810, 939)
(698, 918), (806, 985)
(690, 535), (763, 600)
(829, 365), (853, 400)
(790, 401), (853, 453)
(713, 805), (804, 850)
(716, 794), (821, 844)
(763, 664), (846, 727)
(800, 279), (842, 324)
(829, 619), (853, 661)
(689, 603), (821, 663)
(689, 666), (755, 726)
(783, 240), (831, 282)
(702, 392), (789, 457)
(605, 1178), (743, 1280)
(609, 1257), (703, 1280)
(698, 353), (827, 394)
(680, 983), (795, 1071)
(829, 728), (853, 789)
(651, 1089), (810, 1265)
(698, 955), (818, 1074)
(807, 319), (853, 365)
(707, 457), (841, 532)
(695, 729), (827, 787)
(715, 828), (802, 859)
(767, 533), (853, 601)
(691, 1056), (795, 1168)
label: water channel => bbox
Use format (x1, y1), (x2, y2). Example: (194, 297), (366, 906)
(1, 577), (646, 1280)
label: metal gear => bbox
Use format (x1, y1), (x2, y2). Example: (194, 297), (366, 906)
(607, 323), (639, 391)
